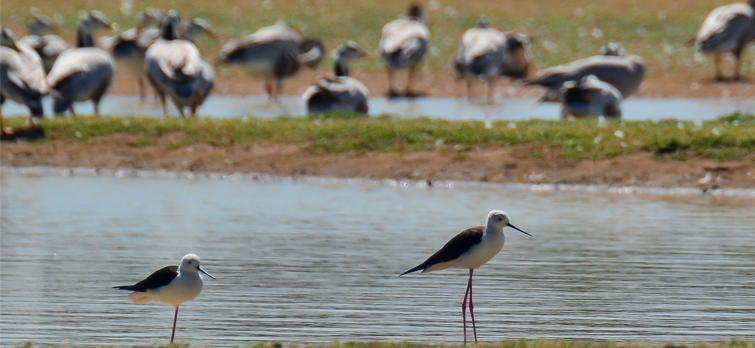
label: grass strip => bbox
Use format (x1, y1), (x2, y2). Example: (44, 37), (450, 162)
(4, 113), (755, 161)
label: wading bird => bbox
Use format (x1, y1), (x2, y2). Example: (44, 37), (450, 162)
(46, 11), (115, 116)
(219, 23), (324, 101)
(1, 27), (48, 128)
(524, 42), (646, 102)
(400, 210), (531, 344)
(380, 4), (430, 97)
(144, 10), (215, 116)
(113, 254), (215, 344)
(560, 75), (622, 119)
(695, 0), (755, 80)
(303, 41), (370, 115)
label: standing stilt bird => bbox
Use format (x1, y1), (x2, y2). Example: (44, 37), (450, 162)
(113, 254), (215, 344)
(400, 210), (531, 344)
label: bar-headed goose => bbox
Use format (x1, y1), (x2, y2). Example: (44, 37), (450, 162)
(524, 43), (646, 102)
(303, 41), (370, 115)
(144, 10), (215, 116)
(560, 75), (622, 119)
(219, 23), (324, 101)
(379, 4), (430, 97)
(695, 0), (755, 80)
(107, 8), (164, 100)
(19, 9), (69, 73)
(1, 27), (48, 122)
(501, 31), (532, 79)
(46, 11), (115, 116)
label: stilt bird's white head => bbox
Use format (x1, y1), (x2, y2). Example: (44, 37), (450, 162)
(487, 210), (532, 236)
(179, 254), (216, 279)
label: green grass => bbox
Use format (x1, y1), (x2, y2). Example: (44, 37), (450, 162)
(0, 0), (751, 77)
(4, 113), (755, 161)
(11, 340), (755, 348)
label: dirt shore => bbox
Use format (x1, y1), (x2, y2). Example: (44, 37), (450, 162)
(109, 68), (755, 100)
(3, 134), (755, 190)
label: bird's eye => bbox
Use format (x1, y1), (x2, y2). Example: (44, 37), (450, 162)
(188, 261), (192, 264)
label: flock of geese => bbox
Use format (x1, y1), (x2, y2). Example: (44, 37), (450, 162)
(1, 1), (755, 126)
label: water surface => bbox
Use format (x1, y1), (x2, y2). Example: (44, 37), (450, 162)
(1, 173), (754, 346)
(3, 96), (753, 120)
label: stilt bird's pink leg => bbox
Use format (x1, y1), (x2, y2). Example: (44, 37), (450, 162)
(461, 270), (472, 345)
(469, 268), (477, 343)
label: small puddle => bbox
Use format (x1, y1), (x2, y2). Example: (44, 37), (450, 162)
(3, 95), (753, 120)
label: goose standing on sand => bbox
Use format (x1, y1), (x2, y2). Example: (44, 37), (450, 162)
(144, 11), (215, 117)
(46, 11), (115, 116)
(524, 43), (646, 102)
(560, 75), (622, 119)
(695, 0), (755, 80)
(453, 17), (531, 102)
(107, 8), (164, 100)
(20, 9), (69, 73)
(303, 41), (370, 115)
(1, 28), (48, 124)
(218, 23), (324, 101)
(379, 4), (430, 97)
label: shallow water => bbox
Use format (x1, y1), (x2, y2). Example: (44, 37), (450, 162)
(3, 95), (754, 120)
(1, 173), (754, 346)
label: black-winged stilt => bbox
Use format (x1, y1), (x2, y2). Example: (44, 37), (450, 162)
(113, 254), (215, 344)
(400, 210), (531, 344)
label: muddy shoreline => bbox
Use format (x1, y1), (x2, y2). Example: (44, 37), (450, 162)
(3, 135), (755, 195)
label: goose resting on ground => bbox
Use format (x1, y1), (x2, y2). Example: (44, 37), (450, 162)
(380, 4), (430, 97)
(453, 17), (532, 102)
(19, 10), (69, 73)
(219, 23), (323, 101)
(560, 75), (622, 119)
(1, 27), (48, 124)
(144, 11), (215, 116)
(524, 43), (646, 103)
(46, 11), (115, 116)
(303, 41), (370, 115)
(695, 0), (755, 80)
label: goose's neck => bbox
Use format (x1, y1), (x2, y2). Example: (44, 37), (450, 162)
(76, 26), (94, 48)
(161, 21), (178, 40)
(334, 59), (349, 77)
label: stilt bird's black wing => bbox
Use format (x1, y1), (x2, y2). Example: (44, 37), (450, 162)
(113, 265), (178, 292)
(401, 226), (484, 275)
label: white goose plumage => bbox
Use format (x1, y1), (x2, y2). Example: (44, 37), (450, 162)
(379, 4), (430, 97)
(46, 11), (115, 116)
(1, 27), (48, 121)
(695, 0), (755, 80)
(453, 17), (531, 102)
(303, 41), (370, 115)
(145, 10), (215, 117)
